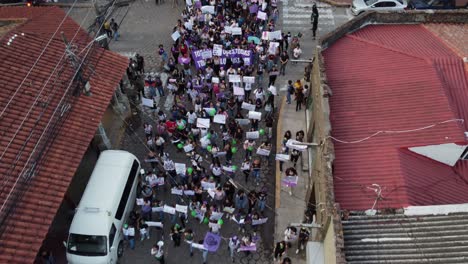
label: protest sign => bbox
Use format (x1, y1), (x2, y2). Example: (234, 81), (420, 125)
(155, 177), (165, 186)
(275, 154), (290, 161)
(239, 243), (257, 251)
(256, 148), (271, 156)
(213, 44), (223, 56)
(201, 5), (215, 14)
(183, 144), (194, 153)
(163, 205), (176, 214)
(286, 139), (308, 151)
(176, 204), (188, 214)
(152, 206), (163, 212)
(136, 198), (144, 206)
(246, 131), (260, 139)
(268, 42), (280, 54)
(243, 76), (255, 83)
(252, 217), (268, 225)
(183, 190), (195, 196)
(268, 85), (277, 95)
(209, 212), (224, 221)
(171, 188), (183, 195)
(145, 158), (158, 163)
(229, 74), (241, 83)
(142, 97), (154, 108)
(146, 221), (163, 227)
(257, 11), (267, 20)
(248, 111), (262, 120)
(282, 176), (299, 187)
(208, 188), (215, 198)
(213, 114), (226, 124)
(249, 4), (258, 13)
(269, 30), (282, 40)
(261, 31), (269, 40)
(241, 102), (256, 111)
(222, 165), (235, 172)
(204, 232), (222, 252)
(234, 86), (245, 95)
(231, 27), (242, 35)
(175, 163), (186, 175)
(235, 118), (250, 126)
(185, 0), (192, 5)
(171, 31), (181, 41)
(184, 21), (193, 30)
(212, 77), (220, 83)
(192, 243), (207, 250)
(223, 207), (235, 214)
(262, 1), (267, 10)
(204, 107), (216, 114)
(201, 181), (216, 190)
(214, 151), (227, 157)
(197, 118), (210, 128)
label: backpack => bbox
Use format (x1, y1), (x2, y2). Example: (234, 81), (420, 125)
(288, 85), (294, 94)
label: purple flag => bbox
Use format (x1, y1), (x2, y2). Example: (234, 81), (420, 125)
(239, 243), (257, 251)
(203, 232), (221, 252)
(249, 4), (258, 14)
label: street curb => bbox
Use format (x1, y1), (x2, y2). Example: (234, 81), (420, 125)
(320, 0), (351, 7)
(275, 96), (286, 209)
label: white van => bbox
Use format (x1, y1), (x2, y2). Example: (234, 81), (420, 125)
(65, 150), (141, 264)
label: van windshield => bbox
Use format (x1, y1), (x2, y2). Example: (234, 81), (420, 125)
(67, 233), (107, 256)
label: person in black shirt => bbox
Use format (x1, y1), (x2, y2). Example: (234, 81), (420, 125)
(279, 51), (289, 76)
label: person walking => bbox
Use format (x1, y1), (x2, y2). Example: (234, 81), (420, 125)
(273, 240), (290, 263)
(295, 89), (304, 112)
(123, 223), (136, 250)
(311, 3), (319, 39)
(228, 235), (240, 262)
(110, 18), (119, 41)
(279, 51), (289, 76)
(151, 242), (165, 264)
(286, 80), (294, 104)
(296, 227), (310, 254)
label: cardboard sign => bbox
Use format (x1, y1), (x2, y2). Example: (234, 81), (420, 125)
(184, 190), (195, 196)
(176, 204), (188, 214)
(243, 76), (255, 83)
(183, 144), (194, 153)
(268, 85), (277, 96)
(234, 86), (245, 95)
(171, 31), (181, 41)
(136, 198), (144, 206)
(175, 163), (186, 175)
(201, 181), (216, 190)
(248, 111), (262, 120)
(223, 207), (235, 214)
(156, 177), (165, 186)
(268, 42), (280, 55)
(163, 205), (176, 214)
(152, 206), (164, 212)
(213, 114), (226, 124)
(184, 21), (193, 30)
(231, 27), (242, 35)
(197, 118), (210, 128)
(269, 30), (282, 40)
(261, 31), (269, 40)
(142, 97), (154, 107)
(213, 44), (223, 56)
(212, 77), (220, 83)
(275, 154), (290, 161)
(241, 102), (256, 111)
(257, 11), (267, 20)
(246, 131), (260, 139)
(286, 139), (308, 151)
(252, 217), (268, 225)
(209, 212), (224, 221)
(282, 176), (299, 187)
(229, 74), (241, 83)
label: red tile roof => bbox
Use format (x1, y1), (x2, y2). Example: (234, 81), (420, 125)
(0, 7), (128, 262)
(323, 24), (468, 211)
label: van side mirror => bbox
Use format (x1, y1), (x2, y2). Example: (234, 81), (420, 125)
(110, 246), (115, 252)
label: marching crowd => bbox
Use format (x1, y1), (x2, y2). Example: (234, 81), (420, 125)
(120, 0), (314, 263)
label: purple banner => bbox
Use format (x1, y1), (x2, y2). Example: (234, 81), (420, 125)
(192, 48), (254, 70)
(239, 243), (257, 251)
(249, 4), (258, 14)
(203, 232), (221, 252)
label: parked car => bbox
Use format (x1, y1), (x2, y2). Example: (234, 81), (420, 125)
(351, 0), (408, 15)
(408, 0), (467, 9)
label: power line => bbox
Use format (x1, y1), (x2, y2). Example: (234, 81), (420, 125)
(0, 0), (79, 119)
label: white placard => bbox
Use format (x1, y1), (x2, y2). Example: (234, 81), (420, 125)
(241, 102), (256, 111)
(252, 217), (268, 225)
(213, 151), (227, 157)
(286, 139), (308, 151)
(268, 85), (277, 96)
(209, 222), (220, 229)
(213, 114), (226, 124)
(235, 118), (250, 126)
(171, 31), (181, 41)
(262, 1), (267, 10)
(243, 76), (255, 83)
(210, 212), (224, 221)
(171, 188), (184, 195)
(201, 5), (215, 14)
(184, 144), (194, 153)
(184, 21), (193, 30)
(213, 44), (223, 56)
(136, 198), (144, 205)
(246, 131), (260, 139)
(146, 221), (163, 227)
(142, 97), (154, 107)
(223, 207), (235, 214)
(208, 188), (215, 198)
(268, 30), (282, 40)
(152, 206), (164, 212)
(268, 42), (279, 55)
(176, 204), (188, 214)
(257, 148), (271, 156)
(224, 26), (232, 34)
(156, 177), (165, 186)
(231, 27), (242, 35)
(184, 190), (195, 196)
(163, 205), (176, 214)
(175, 163), (186, 175)
(192, 243), (207, 250)
(275, 154), (290, 161)
(229, 74), (241, 83)
(257, 11), (267, 20)
(222, 165), (235, 172)
(248, 111), (262, 120)
(212, 77), (220, 83)
(201, 181), (216, 190)
(197, 118), (210, 128)
(261, 31), (269, 40)
(234, 86), (245, 95)
(127, 227), (135, 236)
(204, 107), (216, 114)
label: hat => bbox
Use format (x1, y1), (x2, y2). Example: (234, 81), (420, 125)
(124, 224), (128, 228)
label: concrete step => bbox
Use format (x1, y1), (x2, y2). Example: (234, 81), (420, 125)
(347, 256), (468, 264)
(346, 245), (468, 256)
(345, 240), (468, 250)
(343, 223), (468, 235)
(345, 251), (468, 262)
(344, 231), (468, 241)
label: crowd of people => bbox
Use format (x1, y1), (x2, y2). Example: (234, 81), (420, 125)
(121, 0), (315, 263)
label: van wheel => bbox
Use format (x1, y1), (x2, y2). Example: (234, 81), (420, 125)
(117, 241), (124, 257)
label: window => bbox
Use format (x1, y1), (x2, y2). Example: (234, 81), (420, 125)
(67, 234), (107, 256)
(109, 224), (117, 248)
(115, 160), (139, 220)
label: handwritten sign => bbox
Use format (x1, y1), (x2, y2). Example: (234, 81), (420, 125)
(234, 86), (245, 95)
(257, 11), (267, 20)
(213, 44), (223, 56)
(197, 118), (210, 128)
(171, 31), (181, 41)
(171, 188), (184, 195)
(243, 76), (255, 83)
(183, 144), (194, 153)
(231, 27), (242, 35)
(146, 221), (163, 227)
(201, 5), (215, 14)
(268, 85), (277, 96)
(248, 111), (262, 120)
(136, 198), (144, 206)
(235, 118), (250, 126)
(175, 163), (186, 175)
(257, 148), (271, 156)
(269, 30), (282, 40)
(213, 114), (226, 124)
(212, 77), (220, 83)
(223, 207), (235, 214)
(201, 181), (216, 190)
(282, 176), (299, 187)
(209, 212), (224, 221)
(229, 74), (241, 83)
(252, 217), (268, 225)
(176, 204), (188, 214)
(184, 190), (195, 196)
(241, 102), (256, 111)
(142, 97), (154, 108)
(163, 205), (176, 214)
(268, 42), (279, 55)
(275, 154), (290, 161)
(152, 206), (163, 212)
(246, 131), (260, 139)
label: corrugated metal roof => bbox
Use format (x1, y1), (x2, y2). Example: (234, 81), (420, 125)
(323, 24), (468, 211)
(0, 7), (128, 263)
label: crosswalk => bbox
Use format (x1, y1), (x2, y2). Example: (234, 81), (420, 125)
(280, 0), (352, 36)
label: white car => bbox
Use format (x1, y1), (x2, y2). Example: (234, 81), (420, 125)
(351, 0), (408, 15)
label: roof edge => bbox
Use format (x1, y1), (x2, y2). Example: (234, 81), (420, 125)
(404, 203), (468, 215)
(318, 10), (468, 51)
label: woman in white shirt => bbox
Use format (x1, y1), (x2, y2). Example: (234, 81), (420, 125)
(293, 44), (302, 60)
